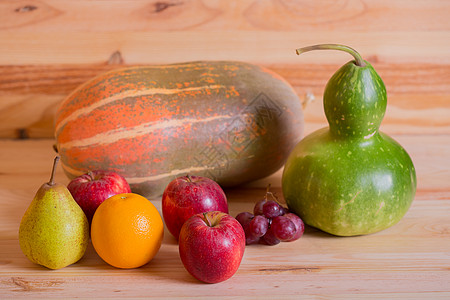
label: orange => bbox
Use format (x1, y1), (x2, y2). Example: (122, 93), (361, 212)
(91, 193), (164, 269)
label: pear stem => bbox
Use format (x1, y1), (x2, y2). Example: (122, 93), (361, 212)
(49, 156), (60, 186)
(296, 44), (366, 67)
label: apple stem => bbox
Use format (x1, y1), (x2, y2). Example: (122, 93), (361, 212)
(88, 171), (94, 181)
(186, 174), (193, 182)
(296, 44), (366, 67)
(203, 212), (212, 227)
(48, 156), (59, 186)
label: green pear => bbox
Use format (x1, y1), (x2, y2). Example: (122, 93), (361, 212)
(19, 156), (89, 269)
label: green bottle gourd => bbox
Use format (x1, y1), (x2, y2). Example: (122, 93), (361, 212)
(282, 44), (417, 236)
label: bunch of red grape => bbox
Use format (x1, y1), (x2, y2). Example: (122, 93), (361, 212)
(236, 186), (305, 245)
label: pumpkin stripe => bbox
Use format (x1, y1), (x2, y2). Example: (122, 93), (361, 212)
(125, 166), (217, 184)
(61, 134), (166, 174)
(58, 114), (235, 150)
(60, 162), (86, 177)
(57, 87), (240, 144)
(55, 61), (305, 198)
(55, 84), (227, 134)
(60, 159), (215, 182)
(59, 114), (234, 177)
(55, 64), (225, 122)
(113, 63), (201, 70)
(56, 96), (175, 144)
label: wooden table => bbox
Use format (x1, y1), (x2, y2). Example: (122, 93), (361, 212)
(0, 136), (449, 298)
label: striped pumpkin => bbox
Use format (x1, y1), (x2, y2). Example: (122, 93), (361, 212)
(55, 61), (304, 198)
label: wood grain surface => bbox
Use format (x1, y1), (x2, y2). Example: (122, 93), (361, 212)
(1, 62), (449, 138)
(0, 0), (449, 298)
(0, 138), (449, 298)
(0, 0), (449, 65)
(0, 0), (449, 139)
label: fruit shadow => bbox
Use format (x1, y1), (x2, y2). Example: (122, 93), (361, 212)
(224, 186), (284, 204)
(141, 235), (206, 284)
(303, 224), (334, 238)
(74, 237), (200, 284)
(303, 223), (375, 239)
(73, 226), (204, 283)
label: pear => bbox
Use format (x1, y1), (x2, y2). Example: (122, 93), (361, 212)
(19, 156), (89, 269)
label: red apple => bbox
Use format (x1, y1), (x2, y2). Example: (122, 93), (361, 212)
(162, 175), (228, 239)
(179, 211), (245, 283)
(67, 170), (131, 223)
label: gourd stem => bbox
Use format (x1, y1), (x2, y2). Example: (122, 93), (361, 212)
(296, 44), (366, 67)
(49, 156), (59, 186)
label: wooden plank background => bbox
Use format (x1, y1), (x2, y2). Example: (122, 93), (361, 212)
(0, 0), (449, 139)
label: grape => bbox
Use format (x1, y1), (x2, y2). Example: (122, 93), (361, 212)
(262, 200), (282, 218)
(245, 230), (260, 245)
(236, 212), (264, 245)
(236, 185), (304, 247)
(236, 212), (254, 231)
(270, 216), (296, 241)
(253, 199), (266, 215)
(248, 215), (269, 238)
(279, 205), (290, 215)
(284, 213), (305, 242)
(260, 228), (281, 246)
